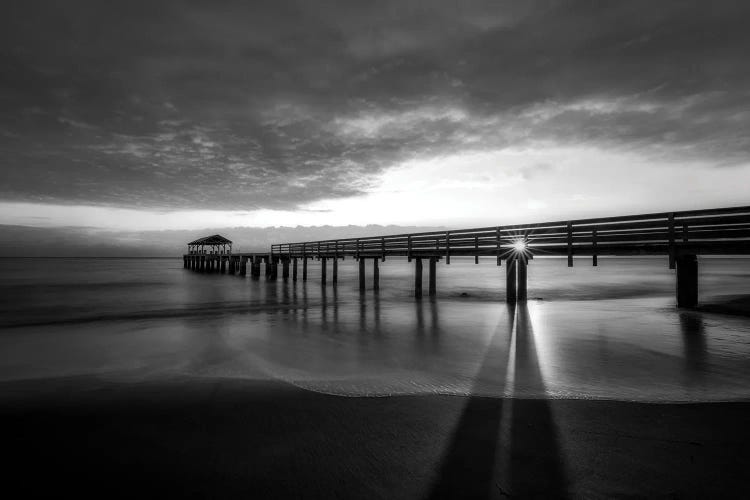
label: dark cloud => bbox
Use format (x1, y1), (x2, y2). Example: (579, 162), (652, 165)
(1, 0), (748, 210)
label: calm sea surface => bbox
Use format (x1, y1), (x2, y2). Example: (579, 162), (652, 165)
(1, 257), (750, 402)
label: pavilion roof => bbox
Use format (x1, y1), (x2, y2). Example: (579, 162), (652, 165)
(188, 234), (233, 245)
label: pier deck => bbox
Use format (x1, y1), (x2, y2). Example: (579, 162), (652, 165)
(184, 205), (750, 307)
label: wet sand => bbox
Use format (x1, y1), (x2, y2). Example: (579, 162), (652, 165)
(2, 376), (749, 499)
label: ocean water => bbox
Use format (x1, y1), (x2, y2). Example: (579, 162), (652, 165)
(1, 256), (750, 402)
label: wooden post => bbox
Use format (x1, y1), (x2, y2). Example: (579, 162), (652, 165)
(668, 213), (676, 269)
(567, 221), (573, 267)
(474, 235), (479, 264)
(359, 257), (366, 292)
(517, 256), (527, 302)
(252, 257), (261, 278)
(373, 258), (379, 291)
(676, 254), (698, 308)
(282, 258), (289, 280)
(303, 257), (308, 282)
(240, 257), (247, 276)
(381, 237), (386, 262)
(414, 257), (423, 298)
(496, 227), (502, 266)
(321, 258), (327, 285)
(333, 257), (338, 284)
(428, 257), (436, 296)
(446, 232), (451, 265)
(220, 257), (226, 273)
(506, 257), (517, 303)
(292, 258), (298, 281)
(183, 256), (188, 269)
(407, 236), (412, 262)
(592, 229), (598, 266)
(200, 256), (206, 272)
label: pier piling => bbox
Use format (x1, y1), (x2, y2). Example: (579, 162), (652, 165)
(517, 256), (528, 302)
(429, 257), (437, 297)
(321, 258), (327, 285)
(506, 257), (517, 303)
(303, 258), (308, 282)
(373, 258), (379, 291)
(333, 257), (338, 284)
(292, 258), (298, 281)
(414, 258), (423, 298)
(359, 258), (365, 292)
(282, 259), (290, 280)
(676, 254), (698, 307)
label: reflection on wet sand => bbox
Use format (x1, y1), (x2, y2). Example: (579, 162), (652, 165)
(509, 304), (567, 497)
(679, 311), (708, 382)
(429, 304), (567, 499)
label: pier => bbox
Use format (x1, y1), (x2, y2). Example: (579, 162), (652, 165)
(184, 205), (750, 308)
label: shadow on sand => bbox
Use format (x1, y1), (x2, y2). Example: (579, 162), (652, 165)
(428, 303), (567, 499)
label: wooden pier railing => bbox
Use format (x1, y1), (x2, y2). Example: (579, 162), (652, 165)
(185, 205), (750, 308)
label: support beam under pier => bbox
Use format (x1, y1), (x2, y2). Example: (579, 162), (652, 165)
(359, 258), (365, 292)
(321, 258), (327, 285)
(429, 257), (436, 297)
(506, 257), (517, 303)
(240, 257), (247, 276)
(414, 257), (423, 298)
(282, 259), (289, 280)
(303, 257), (308, 282)
(220, 257), (226, 273)
(373, 258), (379, 291)
(333, 257), (338, 284)
(292, 258), (298, 281)
(517, 256), (527, 302)
(676, 254), (698, 308)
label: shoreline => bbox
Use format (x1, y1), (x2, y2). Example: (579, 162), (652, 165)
(3, 376), (749, 498)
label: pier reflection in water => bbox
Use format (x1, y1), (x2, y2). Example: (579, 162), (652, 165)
(1, 258), (749, 402)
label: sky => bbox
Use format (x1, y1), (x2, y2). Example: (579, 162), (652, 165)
(1, 0), (750, 234)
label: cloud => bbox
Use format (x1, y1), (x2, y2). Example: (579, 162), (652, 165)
(1, 0), (749, 211)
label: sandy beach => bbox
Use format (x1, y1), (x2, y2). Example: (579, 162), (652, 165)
(3, 375), (750, 499)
